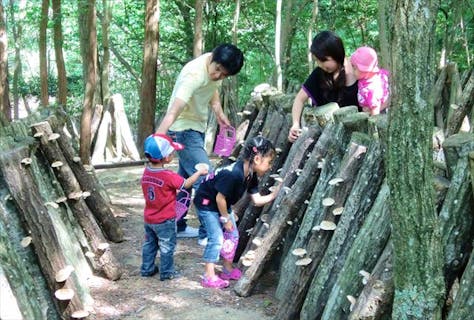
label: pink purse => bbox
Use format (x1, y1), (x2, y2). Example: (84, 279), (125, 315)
(175, 190), (191, 220)
(220, 231), (238, 261)
(213, 126), (236, 157)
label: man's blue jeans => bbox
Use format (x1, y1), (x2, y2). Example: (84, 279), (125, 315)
(141, 219), (177, 278)
(168, 129), (210, 238)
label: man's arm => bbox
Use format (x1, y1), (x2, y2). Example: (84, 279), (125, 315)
(210, 90), (231, 127)
(155, 98), (187, 134)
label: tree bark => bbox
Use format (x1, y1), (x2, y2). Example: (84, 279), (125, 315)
(39, 0), (49, 107)
(193, 0), (204, 58)
(387, 1), (445, 318)
(0, 2), (11, 122)
(137, 0), (160, 153)
(100, 0), (112, 107)
(78, 0), (98, 165)
(52, 0), (68, 107)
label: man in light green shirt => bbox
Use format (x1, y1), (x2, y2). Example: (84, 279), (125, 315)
(156, 44), (244, 239)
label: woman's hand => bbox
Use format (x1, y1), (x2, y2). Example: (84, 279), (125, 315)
(288, 124), (302, 142)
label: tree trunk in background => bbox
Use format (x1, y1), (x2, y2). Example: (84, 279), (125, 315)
(275, 0), (282, 91)
(307, 0), (318, 75)
(100, 0), (112, 107)
(39, 0), (49, 107)
(78, 0), (98, 165)
(174, 0), (194, 59)
(137, 0), (160, 154)
(377, 0), (392, 70)
(193, 0), (203, 58)
(228, 0), (240, 119)
(0, 2), (10, 122)
(52, 0), (68, 107)
(387, 1), (445, 319)
(9, 1), (26, 120)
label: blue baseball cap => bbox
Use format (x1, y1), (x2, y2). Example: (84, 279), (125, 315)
(144, 134), (184, 162)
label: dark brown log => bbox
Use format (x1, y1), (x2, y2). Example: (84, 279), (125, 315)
(31, 121), (122, 280)
(93, 160), (147, 169)
(321, 183), (391, 319)
(349, 242), (394, 320)
(0, 146), (85, 318)
(47, 116), (124, 242)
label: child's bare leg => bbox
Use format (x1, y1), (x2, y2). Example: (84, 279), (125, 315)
(205, 262), (216, 278)
(223, 259), (233, 272)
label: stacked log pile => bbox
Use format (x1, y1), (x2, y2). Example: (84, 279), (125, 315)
(229, 83), (473, 319)
(0, 114), (124, 319)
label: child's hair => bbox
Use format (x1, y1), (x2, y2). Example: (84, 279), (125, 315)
(242, 136), (275, 162)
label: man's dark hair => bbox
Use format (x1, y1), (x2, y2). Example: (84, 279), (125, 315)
(211, 44), (244, 75)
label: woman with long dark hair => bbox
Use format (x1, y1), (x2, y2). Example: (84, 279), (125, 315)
(288, 31), (358, 142)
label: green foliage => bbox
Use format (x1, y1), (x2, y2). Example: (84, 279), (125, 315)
(3, 0), (473, 130)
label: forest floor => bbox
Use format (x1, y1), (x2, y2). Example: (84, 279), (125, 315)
(88, 163), (279, 320)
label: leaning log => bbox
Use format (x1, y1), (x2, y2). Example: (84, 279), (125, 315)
(233, 129), (325, 297)
(0, 146), (85, 318)
(321, 183), (391, 319)
(48, 116), (124, 242)
(31, 121), (122, 280)
(442, 132), (474, 178)
(446, 66), (473, 137)
(300, 140), (384, 319)
(447, 247), (474, 320)
(348, 242), (394, 320)
(235, 124), (322, 260)
(303, 102), (340, 127)
(274, 124), (350, 307)
(439, 155), (474, 286)
(0, 181), (61, 320)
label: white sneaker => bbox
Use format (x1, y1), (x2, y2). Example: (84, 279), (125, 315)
(198, 237), (208, 246)
(177, 226), (199, 238)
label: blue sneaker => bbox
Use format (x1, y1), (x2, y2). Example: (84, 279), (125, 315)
(177, 226), (199, 238)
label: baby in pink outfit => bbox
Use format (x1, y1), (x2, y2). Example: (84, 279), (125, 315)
(351, 46), (390, 115)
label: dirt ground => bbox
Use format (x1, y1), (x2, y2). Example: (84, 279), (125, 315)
(88, 165), (279, 320)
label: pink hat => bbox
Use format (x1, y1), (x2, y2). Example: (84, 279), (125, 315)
(144, 133), (184, 161)
(351, 46), (379, 73)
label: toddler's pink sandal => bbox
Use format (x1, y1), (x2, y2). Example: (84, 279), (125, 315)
(201, 275), (230, 289)
(220, 268), (242, 280)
